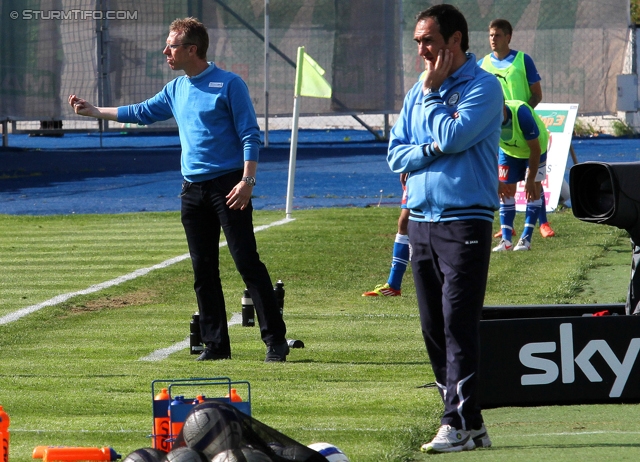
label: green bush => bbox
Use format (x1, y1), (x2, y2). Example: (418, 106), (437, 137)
(611, 119), (636, 137)
(573, 118), (599, 136)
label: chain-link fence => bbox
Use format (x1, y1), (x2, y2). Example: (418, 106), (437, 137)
(0, 0), (632, 141)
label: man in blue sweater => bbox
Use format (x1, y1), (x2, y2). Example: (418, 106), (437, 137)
(68, 17), (289, 362)
(387, 4), (502, 453)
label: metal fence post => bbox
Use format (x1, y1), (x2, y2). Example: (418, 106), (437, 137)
(264, 0), (270, 147)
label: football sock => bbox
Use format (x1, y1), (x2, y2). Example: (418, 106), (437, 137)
(387, 233), (410, 290)
(523, 198), (542, 242)
(500, 196), (516, 241)
(539, 187), (549, 224)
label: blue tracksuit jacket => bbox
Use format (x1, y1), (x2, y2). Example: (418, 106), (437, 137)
(387, 53), (503, 223)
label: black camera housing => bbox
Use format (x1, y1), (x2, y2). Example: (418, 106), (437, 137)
(570, 161), (640, 242)
(570, 161), (640, 315)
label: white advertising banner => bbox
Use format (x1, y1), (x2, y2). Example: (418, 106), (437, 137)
(515, 103), (579, 212)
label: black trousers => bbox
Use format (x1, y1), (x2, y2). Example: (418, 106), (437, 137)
(408, 219), (492, 430)
(180, 170), (286, 355)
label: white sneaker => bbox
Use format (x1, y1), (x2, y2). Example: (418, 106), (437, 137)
(420, 425), (476, 453)
(470, 424), (492, 448)
(492, 239), (512, 252)
(513, 238), (531, 251)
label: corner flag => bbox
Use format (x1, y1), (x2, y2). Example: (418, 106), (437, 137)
(295, 47), (332, 98)
(286, 47), (332, 219)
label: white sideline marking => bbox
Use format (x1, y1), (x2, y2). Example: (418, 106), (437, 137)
(0, 217), (294, 327)
(296, 428), (640, 436)
(499, 430), (640, 438)
(0, 253), (190, 326)
(139, 313), (243, 361)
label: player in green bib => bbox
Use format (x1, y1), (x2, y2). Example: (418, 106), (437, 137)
(492, 100), (549, 251)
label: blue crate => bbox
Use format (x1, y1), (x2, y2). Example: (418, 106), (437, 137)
(151, 376), (252, 447)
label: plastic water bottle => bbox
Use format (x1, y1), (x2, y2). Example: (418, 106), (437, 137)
(37, 447), (120, 461)
(274, 280), (285, 316)
(153, 388), (171, 452)
(242, 289), (255, 326)
(0, 405), (9, 462)
(169, 396), (185, 440)
(287, 339), (305, 348)
(225, 388), (243, 402)
(189, 312), (203, 355)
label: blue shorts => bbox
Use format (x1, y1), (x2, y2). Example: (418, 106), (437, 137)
(498, 151), (547, 184)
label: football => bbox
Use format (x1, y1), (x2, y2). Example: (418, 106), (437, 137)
(122, 447), (166, 462)
(162, 446), (206, 462)
(181, 404), (243, 457)
(307, 442), (350, 462)
(211, 447), (273, 462)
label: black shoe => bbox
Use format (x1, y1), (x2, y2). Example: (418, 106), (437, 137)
(265, 342), (290, 362)
(196, 348), (231, 361)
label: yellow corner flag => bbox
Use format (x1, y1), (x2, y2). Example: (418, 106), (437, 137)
(294, 46), (332, 98)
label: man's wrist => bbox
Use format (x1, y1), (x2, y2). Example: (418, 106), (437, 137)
(423, 85), (440, 96)
(422, 142), (437, 157)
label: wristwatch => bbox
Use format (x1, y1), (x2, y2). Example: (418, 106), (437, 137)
(242, 176), (256, 186)
(424, 86), (440, 95)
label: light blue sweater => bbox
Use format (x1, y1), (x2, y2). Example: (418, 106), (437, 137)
(387, 53), (503, 223)
(117, 63), (261, 183)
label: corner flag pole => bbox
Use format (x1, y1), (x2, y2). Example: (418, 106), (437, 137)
(285, 47), (331, 219)
(285, 47), (305, 219)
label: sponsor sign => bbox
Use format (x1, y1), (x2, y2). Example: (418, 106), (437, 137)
(479, 314), (640, 408)
(514, 103), (579, 212)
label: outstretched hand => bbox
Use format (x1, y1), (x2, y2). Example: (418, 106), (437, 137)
(68, 94), (96, 117)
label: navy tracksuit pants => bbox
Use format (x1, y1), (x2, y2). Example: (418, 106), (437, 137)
(408, 219), (492, 431)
